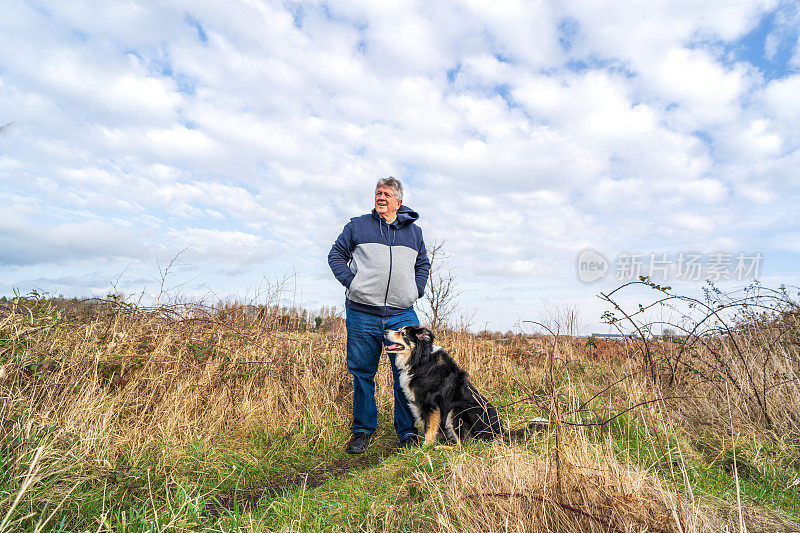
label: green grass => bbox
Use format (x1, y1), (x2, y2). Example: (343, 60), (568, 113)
(2, 397), (535, 532)
(1, 405), (397, 531)
(596, 410), (800, 521)
(685, 434), (800, 518)
(4, 412), (800, 531)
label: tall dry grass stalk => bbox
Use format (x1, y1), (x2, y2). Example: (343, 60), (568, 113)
(665, 310), (800, 438)
(1, 298), (369, 525)
(399, 364), (788, 533)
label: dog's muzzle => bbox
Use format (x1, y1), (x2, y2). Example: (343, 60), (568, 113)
(384, 329), (404, 352)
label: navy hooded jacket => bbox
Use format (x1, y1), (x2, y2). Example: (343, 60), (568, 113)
(328, 205), (430, 316)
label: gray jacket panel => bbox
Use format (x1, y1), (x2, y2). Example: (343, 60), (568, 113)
(347, 242), (420, 309)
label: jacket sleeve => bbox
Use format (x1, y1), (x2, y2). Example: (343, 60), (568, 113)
(415, 233), (431, 298)
(328, 221), (356, 288)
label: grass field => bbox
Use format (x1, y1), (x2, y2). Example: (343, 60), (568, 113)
(1, 287), (799, 532)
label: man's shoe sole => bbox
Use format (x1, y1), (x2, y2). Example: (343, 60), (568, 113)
(346, 447), (367, 454)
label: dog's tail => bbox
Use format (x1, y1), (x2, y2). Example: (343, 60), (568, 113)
(504, 417), (550, 442)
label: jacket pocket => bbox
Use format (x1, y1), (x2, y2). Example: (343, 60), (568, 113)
(385, 246), (420, 309)
(348, 243), (391, 307)
(348, 268), (385, 306)
(388, 286), (418, 310)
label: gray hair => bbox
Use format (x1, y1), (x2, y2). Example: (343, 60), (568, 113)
(375, 176), (403, 202)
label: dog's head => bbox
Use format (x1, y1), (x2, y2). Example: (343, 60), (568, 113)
(384, 325), (435, 366)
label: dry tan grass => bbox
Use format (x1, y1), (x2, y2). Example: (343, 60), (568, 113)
(1, 297), (796, 531)
(414, 440), (678, 532)
(2, 303), (357, 465)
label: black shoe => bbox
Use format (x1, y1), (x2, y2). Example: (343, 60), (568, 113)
(346, 432), (371, 454)
(397, 434), (421, 449)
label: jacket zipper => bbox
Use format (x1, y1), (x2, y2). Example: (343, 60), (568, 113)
(383, 220), (393, 310)
(384, 249), (393, 309)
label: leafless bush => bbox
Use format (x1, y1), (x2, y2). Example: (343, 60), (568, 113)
(538, 302), (583, 338)
(419, 240), (460, 331)
(599, 278), (800, 435)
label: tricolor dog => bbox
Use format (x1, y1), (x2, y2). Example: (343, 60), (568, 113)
(384, 325), (544, 445)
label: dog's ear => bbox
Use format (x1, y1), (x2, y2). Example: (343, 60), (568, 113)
(413, 326), (434, 343)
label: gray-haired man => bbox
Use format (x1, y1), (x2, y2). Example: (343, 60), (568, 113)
(328, 177), (430, 453)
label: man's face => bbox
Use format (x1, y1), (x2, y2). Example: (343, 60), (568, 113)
(375, 186), (401, 219)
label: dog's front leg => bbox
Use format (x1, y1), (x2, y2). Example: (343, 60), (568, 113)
(424, 408), (441, 445)
(444, 412), (463, 446)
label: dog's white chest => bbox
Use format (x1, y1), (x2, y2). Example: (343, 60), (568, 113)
(397, 368), (422, 424)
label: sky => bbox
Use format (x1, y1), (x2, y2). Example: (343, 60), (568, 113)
(1, 0), (799, 333)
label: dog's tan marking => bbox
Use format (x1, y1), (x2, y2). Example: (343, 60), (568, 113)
(424, 408), (441, 445)
(385, 329), (413, 366)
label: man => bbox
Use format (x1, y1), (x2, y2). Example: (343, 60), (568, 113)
(328, 177), (430, 453)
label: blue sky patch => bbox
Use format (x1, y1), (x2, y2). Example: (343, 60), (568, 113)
(70, 29), (89, 43)
(285, 1), (304, 29)
(691, 130), (715, 157)
(174, 74), (197, 96)
(558, 17), (579, 52)
(564, 56), (636, 78)
(447, 63), (461, 84)
(185, 15), (208, 44)
(714, 5), (799, 80)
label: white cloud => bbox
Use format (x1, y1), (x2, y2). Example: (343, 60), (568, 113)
(0, 207), (147, 266)
(562, 0), (774, 66)
(1, 0), (798, 329)
(761, 74), (800, 120)
(738, 182), (778, 204)
(651, 47), (751, 126)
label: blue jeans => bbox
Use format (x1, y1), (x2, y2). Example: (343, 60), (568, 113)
(345, 306), (420, 439)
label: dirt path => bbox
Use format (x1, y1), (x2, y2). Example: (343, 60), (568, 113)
(209, 436), (400, 515)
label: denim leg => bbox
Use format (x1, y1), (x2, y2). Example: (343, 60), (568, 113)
(385, 307), (421, 440)
(346, 307), (382, 434)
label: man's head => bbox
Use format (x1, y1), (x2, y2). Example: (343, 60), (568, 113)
(375, 177), (403, 222)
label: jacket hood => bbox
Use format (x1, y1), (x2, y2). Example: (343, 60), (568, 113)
(371, 204), (419, 228)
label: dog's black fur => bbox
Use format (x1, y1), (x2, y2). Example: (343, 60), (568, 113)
(385, 325), (517, 445)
